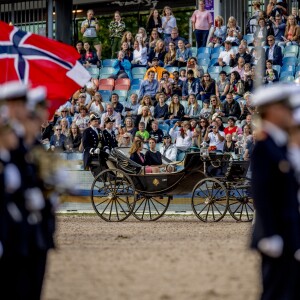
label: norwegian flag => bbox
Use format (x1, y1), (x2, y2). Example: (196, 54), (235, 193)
(0, 21), (91, 117)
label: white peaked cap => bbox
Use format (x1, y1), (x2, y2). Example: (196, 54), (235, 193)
(26, 86), (47, 112)
(0, 81), (28, 101)
(252, 83), (300, 107)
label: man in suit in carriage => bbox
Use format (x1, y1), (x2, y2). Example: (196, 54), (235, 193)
(251, 84), (300, 300)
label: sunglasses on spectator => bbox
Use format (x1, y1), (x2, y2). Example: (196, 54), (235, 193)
(56, 128), (62, 131)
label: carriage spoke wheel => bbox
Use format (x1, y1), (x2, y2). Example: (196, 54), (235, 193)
(228, 185), (254, 222)
(192, 178), (228, 222)
(91, 169), (136, 222)
(132, 194), (171, 221)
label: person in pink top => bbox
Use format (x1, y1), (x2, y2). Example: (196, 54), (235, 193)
(191, 0), (213, 48)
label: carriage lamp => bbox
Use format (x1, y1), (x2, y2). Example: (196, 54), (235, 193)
(200, 141), (209, 158)
(235, 135), (244, 160)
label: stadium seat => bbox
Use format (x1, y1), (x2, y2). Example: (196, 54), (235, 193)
(279, 75), (295, 82)
(165, 66), (179, 73)
(113, 90), (128, 98)
(282, 56), (297, 66)
(132, 67), (147, 79)
(272, 65), (281, 76)
(208, 66), (222, 74)
(67, 153), (83, 160)
(197, 53), (210, 59)
(98, 90), (112, 102)
(114, 84), (130, 91)
(295, 70), (300, 78)
(281, 65), (295, 74)
(158, 123), (169, 134)
(98, 85), (113, 91)
(284, 52), (297, 58)
(198, 58), (211, 66)
(222, 66), (232, 75)
(131, 78), (143, 87)
(131, 84), (141, 90)
(243, 34), (254, 45)
(102, 59), (117, 67)
(99, 78), (115, 87)
(197, 47), (211, 55)
(115, 78), (131, 87)
(87, 67), (100, 79)
(191, 47), (197, 57)
(99, 67), (115, 75)
(127, 89), (140, 100)
(211, 46), (224, 56)
(209, 72), (220, 81)
(280, 71), (294, 78)
(296, 65), (300, 73)
(197, 100), (203, 109)
(210, 52), (219, 59)
(283, 45), (299, 56)
(176, 151), (186, 161)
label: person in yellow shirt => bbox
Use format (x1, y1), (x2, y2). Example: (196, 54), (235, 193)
(144, 57), (169, 81)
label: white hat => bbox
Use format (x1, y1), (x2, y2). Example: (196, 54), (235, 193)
(26, 86), (47, 112)
(0, 81), (28, 101)
(252, 83), (300, 107)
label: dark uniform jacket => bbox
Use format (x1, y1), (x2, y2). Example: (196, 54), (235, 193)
(82, 126), (102, 169)
(102, 129), (118, 152)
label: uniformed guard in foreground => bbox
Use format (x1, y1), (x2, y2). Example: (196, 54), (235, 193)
(251, 84), (300, 300)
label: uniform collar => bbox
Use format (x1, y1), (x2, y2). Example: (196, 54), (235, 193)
(263, 120), (288, 147)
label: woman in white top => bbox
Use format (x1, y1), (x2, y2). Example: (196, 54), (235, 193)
(138, 95), (155, 116)
(169, 120), (193, 152)
(86, 92), (105, 117)
(160, 134), (177, 161)
(132, 39), (148, 67)
(161, 6), (177, 39)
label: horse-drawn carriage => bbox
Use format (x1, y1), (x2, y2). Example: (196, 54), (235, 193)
(89, 148), (254, 222)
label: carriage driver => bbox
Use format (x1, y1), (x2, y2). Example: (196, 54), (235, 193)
(82, 114), (102, 169)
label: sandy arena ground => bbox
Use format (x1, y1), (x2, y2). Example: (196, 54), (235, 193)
(42, 215), (261, 300)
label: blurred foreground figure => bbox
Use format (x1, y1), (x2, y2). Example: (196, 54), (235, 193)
(251, 84), (300, 300)
(0, 82), (57, 300)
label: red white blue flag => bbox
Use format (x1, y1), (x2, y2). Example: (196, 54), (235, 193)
(0, 21), (91, 116)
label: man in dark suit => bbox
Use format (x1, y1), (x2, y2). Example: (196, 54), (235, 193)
(251, 84), (300, 300)
(265, 35), (283, 66)
(229, 44), (252, 67)
(82, 114), (102, 169)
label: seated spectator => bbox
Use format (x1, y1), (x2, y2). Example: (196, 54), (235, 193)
(144, 57), (168, 81)
(80, 42), (98, 67)
(190, 119), (202, 148)
(148, 39), (166, 67)
(109, 51), (132, 80)
(59, 117), (70, 137)
(239, 93), (255, 121)
(250, 45), (266, 66)
(110, 93), (124, 114)
(76, 40), (85, 56)
(161, 6), (177, 39)
(225, 16), (242, 46)
(138, 70), (159, 101)
(229, 44), (252, 67)
(146, 9), (162, 36)
(50, 125), (67, 152)
(228, 71), (245, 100)
(138, 95), (155, 116)
(122, 93), (139, 122)
(135, 106), (153, 132)
(102, 117), (119, 152)
(199, 117), (210, 138)
(175, 40), (192, 67)
(216, 41), (236, 67)
(208, 15), (227, 48)
(148, 29), (160, 52)
(55, 107), (73, 127)
(121, 41), (133, 62)
(183, 94), (201, 120)
(164, 27), (191, 51)
(253, 17), (273, 46)
(215, 71), (230, 101)
(269, 14), (286, 44)
(224, 116), (242, 137)
(221, 93), (241, 119)
(121, 31), (135, 51)
(123, 117), (137, 138)
(243, 63), (252, 80)
(186, 57), (204, 78)
(265, 35), (283, 66)
(199, 73), (216, 101)
(232, 57), (246, 80)
(182, 70), (200, 100)
(223, 133), (236, 152)
(118, 131), (132, 147)
(132, 39), (148, 67)
(160, 134), (178, 161)
(164, 41), (177, 66)
(158, 71), (173, 97)
(135, 27), (148, 45)
(73, 105), (90, 133)
(145, 137), (164, 165)
(169, 120), (193, 152)
(166, 94), (185, 125)
(278, 15), (300, 47)
(70, 92), (90, 115)
(154, 93), (168, 121)
(149, 120), (164, 143)
(203, 120), (225, 152)
(108, 11), (126, 59)
(209, 95), (223, 119)
(86, 92), (105, 117)
(264, 59), (279, 84)
(179, 69), (187, 81)
(225, 27), (241, 46)
(171, 71), (183, 96)
(215, 116), (225, 131)
(135, 121), (150, 142)
(66, 124), (82, 152)
(200, 99), (211, 119)
(240, 123), (253, 150)
(100, 103), (121, 129)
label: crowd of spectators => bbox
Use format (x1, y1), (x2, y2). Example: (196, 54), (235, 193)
(41, 0), (298, 168)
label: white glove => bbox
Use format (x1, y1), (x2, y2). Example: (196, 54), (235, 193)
(89, 148), (94, 154)
(294, 249), (300, 261)
(258, 235), (283, 258)
(94, 148), (100, 154)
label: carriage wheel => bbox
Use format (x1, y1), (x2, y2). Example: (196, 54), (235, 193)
(228, 185), (254, 222)
(192, 178), (228, 222)
(132, 194), (171, 221)
(91, 169), (136, 222)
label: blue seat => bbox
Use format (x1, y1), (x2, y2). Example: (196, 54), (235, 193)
(243, 34), (254, 45)
(176, 151), (186, 161)
(158, 123), (169, 134)
(272, 65), (281, 76)
(165, 66), (179, 73)
(209, 72), (220, 81)
(208, 62), (221, 70)
(67, 153), (83, 160)
(131, 84), (141, 90)
(211, 46), (224, 56)
(210, 52), (220, 59)
(100, 67), (115, 75)
(197, 53), (211, 59)
(197, 47), (211, 55)
(132, 67), (147, 75)
(295, 70), (300, 78)
(222, 66), (232, 75)
(283, 45), (299, 56)
(191, 46), (197, 57)
(284, 52), (297, 58)
(102, 59), (117, 67)
(279, 75), (295, 82)
(198, 58), (211, 66)
(98, 90), (112, 102)
(87, 67), (100, 79)
(296, 65), (300, 72)
(280, 71), (294, 78)
(113, 90), (128, 98)
(263, 46), (269, 52)
(131, 78), (143, 86)
(282, 56), (297, 66)
(281, 65), (295, 74)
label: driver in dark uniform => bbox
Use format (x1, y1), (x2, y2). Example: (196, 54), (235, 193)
(251, 84), (300, 300)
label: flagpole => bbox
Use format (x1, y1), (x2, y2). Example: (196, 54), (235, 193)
(47, 0), (53, 39)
